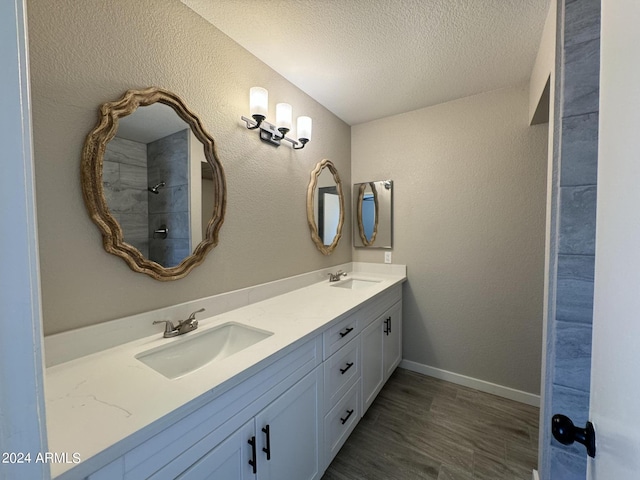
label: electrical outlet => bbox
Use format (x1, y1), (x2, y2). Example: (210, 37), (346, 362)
(384, 251), (392, 264)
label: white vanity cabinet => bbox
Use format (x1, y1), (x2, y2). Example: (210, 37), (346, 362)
(86, 338), (323, 480)
(68, 275), (405, 480)
(361, 300), (402, 414)
(321, 283), (403, 469)
(178, 367), (323, 480)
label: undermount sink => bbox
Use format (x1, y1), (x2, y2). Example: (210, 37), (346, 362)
(136, 322), (273, 379)
(331, 278), (380, 290)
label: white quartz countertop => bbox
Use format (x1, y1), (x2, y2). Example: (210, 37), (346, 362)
(45, 267), (405, 478)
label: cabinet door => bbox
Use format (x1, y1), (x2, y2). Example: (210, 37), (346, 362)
(382, 302), (402, 380)
(177, 420), (254, 480)
(256, 366), (322, 480)
(361, 315), (384, 414)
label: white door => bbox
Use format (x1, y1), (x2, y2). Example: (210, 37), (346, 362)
(1, 2), (48, 479)
(255, 367), (322, 480)
(176, 420), (254, 480)
(587, 0), (640, 477)
(361, 315), (384, 413)
(382, 302), (402, 379)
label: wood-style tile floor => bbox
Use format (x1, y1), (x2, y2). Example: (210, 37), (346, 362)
(322, 368), (539, 480)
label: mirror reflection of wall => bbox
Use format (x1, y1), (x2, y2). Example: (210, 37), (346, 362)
(307, 159), (344, 255)
(360, 187), (376, 242)
(353, 180), (393, 249)
(201, 162), (215, 240)
(316, 168), (340, 246)
(102, 103), (214, 268)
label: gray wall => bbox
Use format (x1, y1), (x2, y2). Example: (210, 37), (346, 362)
(27, 0), (351, 335)
(542, 0), (600, 478)
(352, 84), (548, 396)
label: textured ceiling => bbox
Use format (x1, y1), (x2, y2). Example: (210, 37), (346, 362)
(182, 0), (550, 125)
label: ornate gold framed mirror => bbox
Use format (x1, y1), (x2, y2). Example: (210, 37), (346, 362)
(306, 159), (344, 255)
(81, 87), (226, 280)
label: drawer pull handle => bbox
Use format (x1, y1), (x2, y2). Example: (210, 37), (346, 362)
(248, 436), (257, 474)
(339, 327), (354, 338)
(340, 409), (354, 425)
(340, 362), (354, 375)
(262, 424), (271, 460)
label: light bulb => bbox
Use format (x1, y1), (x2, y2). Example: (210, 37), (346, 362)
(276, 103), (292, 133)
(249, 87), (268, 119)
(297, 116), (312, 141)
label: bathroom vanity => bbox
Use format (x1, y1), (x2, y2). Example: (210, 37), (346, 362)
(44, 263), (406, 479)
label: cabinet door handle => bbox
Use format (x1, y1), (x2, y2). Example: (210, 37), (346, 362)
(262, 425), (271, 460)
(340, 409), (354, 425)
(339, 327), (354, 338)
(384, 317), (391, 335)
(248, 436), (257, 474)
(340, 362), (354, 374)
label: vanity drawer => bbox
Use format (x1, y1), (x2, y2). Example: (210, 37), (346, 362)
(324, 337), (360, 411)
(324, 380), (360, 466)
(323, 313), (359, 359)
(357, 283), (402, 329)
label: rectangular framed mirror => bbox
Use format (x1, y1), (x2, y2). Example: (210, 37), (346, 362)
(353, 180), (393, 248)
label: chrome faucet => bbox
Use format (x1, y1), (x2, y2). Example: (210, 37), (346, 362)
(328, 270), (347, 282)
(153, 308), (205, 338)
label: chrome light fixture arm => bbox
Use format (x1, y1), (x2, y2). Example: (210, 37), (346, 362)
(241, 115), (306, 149)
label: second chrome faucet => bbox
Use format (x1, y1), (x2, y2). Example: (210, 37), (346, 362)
(328, 270), (347, 282)
(153, 308), (205, 338)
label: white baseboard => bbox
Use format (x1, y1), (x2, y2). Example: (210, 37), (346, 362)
(533, 469), (540, 480)
(399, 360), (540, 407)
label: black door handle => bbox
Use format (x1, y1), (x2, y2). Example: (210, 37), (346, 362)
(248, 436), (257, 473)
(262, 425), (271, 460)
(551, 414), (596, 458)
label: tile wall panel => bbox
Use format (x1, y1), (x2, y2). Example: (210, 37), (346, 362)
(559, 113), (599, 186)
(544, 0), (600, 478)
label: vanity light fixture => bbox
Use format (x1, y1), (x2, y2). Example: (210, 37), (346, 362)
(241, 87), (312, 149)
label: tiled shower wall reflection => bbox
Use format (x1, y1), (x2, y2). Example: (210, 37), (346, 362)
(147, 129), (190, 267)
(103, 137), (149, 257)
(102, 130), (190, 267)
(543, 0), (600, 478)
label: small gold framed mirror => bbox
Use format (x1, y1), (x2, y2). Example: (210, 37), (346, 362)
(353, 180), (393, 248)
(81, 87), (226, 280)
(306, 159), (344, 255)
